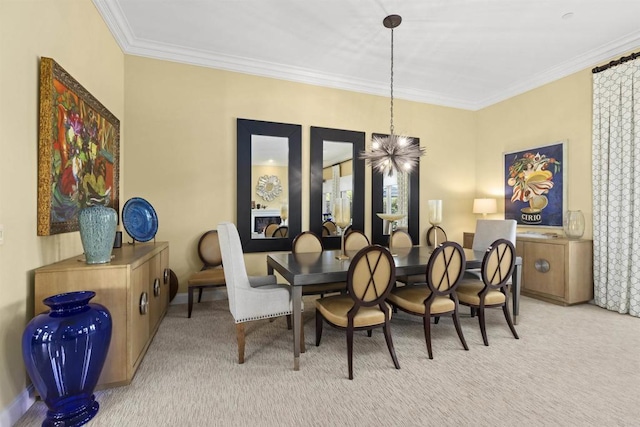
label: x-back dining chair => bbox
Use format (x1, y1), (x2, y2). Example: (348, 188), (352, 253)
(218, 222), (297, 364)
(456, 238), (519, 346)
(387, 241), (468, 359)
(426, 225), (447, 247)
(315, 245), (400, 379)
(292, 231), (346, 297)
(187, 230), (226, 318)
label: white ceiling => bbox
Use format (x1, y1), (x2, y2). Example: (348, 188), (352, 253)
(93, 0), (640, 111)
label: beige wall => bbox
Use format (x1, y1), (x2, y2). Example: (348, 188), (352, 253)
(123, 55), (477, 283)
(0, 0), (124, 413)
(476, 70), (594, 238)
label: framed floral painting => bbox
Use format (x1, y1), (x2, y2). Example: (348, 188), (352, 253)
(37, 57), (120, 235)
(503, 141), (566, 227)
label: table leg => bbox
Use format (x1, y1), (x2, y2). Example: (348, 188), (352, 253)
(292, 286), (302, 371)
(512, 263), (521, 325)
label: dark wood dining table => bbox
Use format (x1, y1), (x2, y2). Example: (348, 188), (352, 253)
(267, 245), (522, 370)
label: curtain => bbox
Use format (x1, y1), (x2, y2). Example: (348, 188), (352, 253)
(592, 56), (640, 317)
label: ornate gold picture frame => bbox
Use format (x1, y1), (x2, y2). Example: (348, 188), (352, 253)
(37, 57), (120, 235)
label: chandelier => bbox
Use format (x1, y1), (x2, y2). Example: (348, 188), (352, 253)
(360, 14), (425, 176)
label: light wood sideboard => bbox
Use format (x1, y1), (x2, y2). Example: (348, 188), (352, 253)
(462, 233), (593, 305)
(34, 241), (170, 389)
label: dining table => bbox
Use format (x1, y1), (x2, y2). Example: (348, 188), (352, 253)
(267, 245), (522, 371)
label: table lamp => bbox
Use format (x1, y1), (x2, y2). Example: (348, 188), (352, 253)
(473, 198), (497, 218)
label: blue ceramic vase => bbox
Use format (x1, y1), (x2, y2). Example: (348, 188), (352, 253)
(22, 291), (112, 427)
(78, 205), (117, 264)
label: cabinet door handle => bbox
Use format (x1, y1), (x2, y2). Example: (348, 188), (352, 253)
(153, 278), (161, 297)
(164, 268), (170, 284)
(534, 259), (550, 273)
(139, 292), (149, 315)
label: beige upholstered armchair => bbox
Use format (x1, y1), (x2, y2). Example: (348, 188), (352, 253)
(218, 222), (295, 363)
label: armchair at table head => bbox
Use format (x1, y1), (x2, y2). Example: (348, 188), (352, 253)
(471, 219), (516, 251)
(456, 238), (519, 346)
(217, 222), (295, 364)
(315, 245), (400, 379)
(387, 241), (468, 359)
(187, 230), (226, 318)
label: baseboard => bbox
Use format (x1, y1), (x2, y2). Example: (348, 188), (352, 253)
(170, 289), (228, 306)
(0, 384), (35, 427)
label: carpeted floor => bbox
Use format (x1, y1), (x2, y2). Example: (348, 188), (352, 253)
(15, 295), (640, 426)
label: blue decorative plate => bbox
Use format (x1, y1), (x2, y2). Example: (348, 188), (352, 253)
(122, 197), (158, 242)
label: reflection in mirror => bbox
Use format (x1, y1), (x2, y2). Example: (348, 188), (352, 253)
(237, 119), (301, 253)
(251, 135), (288, 239)
(371, 133), (420, 247)
(310, 127), (365, 250)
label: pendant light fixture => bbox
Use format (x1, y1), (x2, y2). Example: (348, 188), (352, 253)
(360, 14), (425, 176)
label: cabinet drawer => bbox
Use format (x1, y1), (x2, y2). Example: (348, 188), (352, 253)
(523, 242), (565, 298)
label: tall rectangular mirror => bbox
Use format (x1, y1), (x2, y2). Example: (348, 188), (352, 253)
(237, 118), (301, 252)
(310, 127), (365, 249)
(371, 133), (420, 246)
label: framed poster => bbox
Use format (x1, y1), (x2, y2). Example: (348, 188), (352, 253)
(504, 141), (566, 227)
(37, 57), (120, 235)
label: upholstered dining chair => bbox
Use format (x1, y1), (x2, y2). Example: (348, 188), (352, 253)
(322, 220), (337, 236)
(456, 238), (519, 346)
(292, 231), (346, 297)
(187, 230), (226, 318)
(426, 226), (447, 247)
(387, 242), (468, 359)
(315, 245), (400, 379)
(390, 230), (422, 286)
(218, 222), (296, 364)
(466, 219), (516, 282)
(264, 222), (279, 237)
(271, 225), (289, 237)
(343, 230), (370, 252)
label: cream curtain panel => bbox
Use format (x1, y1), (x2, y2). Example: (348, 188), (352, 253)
(592, 55), (640, 317)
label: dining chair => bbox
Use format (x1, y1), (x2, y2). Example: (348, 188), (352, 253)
(387, 242), (468, 359)
(322, 225), (331, 237)
(315, 245), (400, 379)
(426, 225), (447, 247)
(466, 219), (516, 282)
(264, 223), (279, 237)
(292, 231), (346, 297)
(187, 230), (226, 318)
(390, 230), (423, 286)
(218, 222), (296, 364)
(456, 238), (519, 346)
(322, 220), (337, 236)
(271, 225), (289, 237)
(343, 230), (370, 252)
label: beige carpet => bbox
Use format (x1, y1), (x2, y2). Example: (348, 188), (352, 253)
(16, 295), (640, 426)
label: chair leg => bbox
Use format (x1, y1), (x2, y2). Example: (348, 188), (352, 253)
(423, 315), (433, 359)
(188, 287), (194, 318)
(198, 287), (204, 303)
(470, 307), (477, 317)
(502, 304), (520, 339)
(300, 321), (306, 353)
(452, 310), (469, 351)
(367, 329), (372, 337)
(434, 316), (440, 324)
(478, 307), (489, 346)
(236, 323), (245, 364)
(286, 315), (292, 330)
(382, 321), (400, 370)
(315, 312), (323, 346)
(347, 327), (354, 380)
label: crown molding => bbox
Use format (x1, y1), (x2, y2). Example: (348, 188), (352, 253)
(93, 0), (640, 111)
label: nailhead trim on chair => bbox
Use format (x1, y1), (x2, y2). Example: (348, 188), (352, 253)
(234, 311), (293, 323)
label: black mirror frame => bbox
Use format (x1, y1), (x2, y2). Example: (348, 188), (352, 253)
(371, 133), (420, 246)
(309, 127), (365, 249)
(237, 118), (302, 252)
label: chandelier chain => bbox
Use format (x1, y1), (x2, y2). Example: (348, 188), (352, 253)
(390, 27), (394, 136)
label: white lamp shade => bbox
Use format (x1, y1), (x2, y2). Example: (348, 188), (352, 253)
(473, 198), (497, 215)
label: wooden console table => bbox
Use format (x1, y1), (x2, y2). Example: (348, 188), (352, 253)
(33, 242), (170, 389)
(463, 232), (593, 305)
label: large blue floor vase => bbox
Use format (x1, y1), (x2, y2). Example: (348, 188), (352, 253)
(22, 291), (112, 427)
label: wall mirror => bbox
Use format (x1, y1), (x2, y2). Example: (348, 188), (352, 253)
(371, 133), (420, 246)
(237, 118), (301, 252)
(310, 127), (365, 249)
